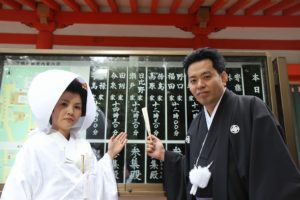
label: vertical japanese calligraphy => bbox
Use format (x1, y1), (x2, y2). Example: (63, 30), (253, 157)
(127, 67), (146, 140)
(243, 64), (263, 100)
(126, 144), (145, 183)
(166, 67), (185, 140)
(0, 53), (271, 187)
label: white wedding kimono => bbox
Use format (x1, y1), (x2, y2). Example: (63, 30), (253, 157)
(1, 70), (118, 200)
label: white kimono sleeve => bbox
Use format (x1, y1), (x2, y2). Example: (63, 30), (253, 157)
(1, 141), (42, 200)
(91, 153), (118, 200)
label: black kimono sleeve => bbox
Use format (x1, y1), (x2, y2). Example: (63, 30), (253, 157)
(163, 151), (187, 200)
(231, 96), (300, 200)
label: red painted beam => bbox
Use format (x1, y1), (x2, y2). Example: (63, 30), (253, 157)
(19, 0), (36, 10)
(107, 0), (118, 13)
(1, 9), (300, 28)
(288, 64), (300, 76)
(170, 0), (182, 14)
(264, 0), (296, 15)
(210, 39), (300, 50)
(226, 0), (251, 15)
(245, 0), (274, 15)
(42, 0), (60, 11)
(54, 35), (193, 48)
(1, 33), (300, 50)
(151, 0), (158, 13)
(55, 12), (198, 26)
(0, 33), (36, 44)
(84, 0), (98, 12)
(208, 15), (300, 27)
(188, 0), (205, 14)
(283, 3), (300, 15)
(211, 0), (229, 15)
(0, 10), (38, 23)
(288, 64), (300, 83)
(0, 10), (197, 26)
(0, 0), (22, 10)
(63, 0), (80, 12)
(130, 0), (137, 13)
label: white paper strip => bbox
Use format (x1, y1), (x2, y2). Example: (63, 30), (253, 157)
(142, 107), (152, 136)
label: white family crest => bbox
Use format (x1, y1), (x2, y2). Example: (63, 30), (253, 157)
(230, 124), (240, 134)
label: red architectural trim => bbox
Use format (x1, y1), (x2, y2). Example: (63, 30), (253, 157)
(107, 0), (118, 13)
(288, 64), (300, 83)
(188, 0), (205, 14)
(211, 0), (229, 15)
(264, 0), (296, 16)
(245, 0), (274, 15)
(19, 0), (36, 10)
(210, 39), (300, 50)
(1, 33), (299, 50)
(1, 9), (299, 28)
(63, 0), (80, 12)
(130, 0), (137, 13)
(0, 33), (36, 44)
(208, 15), (300, 27)
(42, 0), (60, 11)
(84, 0), (98, 12)
(0, 0), (22, 10)
(54, 12), (198, 26)
(226, 0), (251, 15)
(151, 0), (159, 13)
(283, 3), (300, 15)
(0, 10), (38, 23)
(36, 30), (53, 49)
(170, 0), (182, 14)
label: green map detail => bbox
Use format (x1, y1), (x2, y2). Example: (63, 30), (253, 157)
(0, 66), (69, 183)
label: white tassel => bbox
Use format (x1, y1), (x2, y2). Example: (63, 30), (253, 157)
(189, 161), (213, 195)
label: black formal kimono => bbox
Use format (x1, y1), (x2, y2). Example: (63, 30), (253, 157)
(163, 89), (300, 200)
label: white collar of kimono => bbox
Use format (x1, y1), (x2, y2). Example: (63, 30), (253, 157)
(27, 69), (96, 138)
(204, 88), (226, 130)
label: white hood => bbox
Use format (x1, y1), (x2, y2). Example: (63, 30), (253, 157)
(27, 69), (96, 137)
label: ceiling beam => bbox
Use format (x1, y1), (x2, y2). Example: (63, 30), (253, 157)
(151, 0), (158, 13)
(283, 3), (300, 15)
(210, 38), (300, 50)
(188, 0), (205, 14)
(211, 0), (229, 15)
(170, 0), (182, 14)
(19, 0), (36, 10)
(0, 33), (36, 44)
(84, 0), (98, 12)
(0, 0), (22, 10)
(264, 0), (296, 15)
(55, 12), (198, 26)
(0, 9), (38, 23)
(245, 0), (274, 15)
(63, 0), (80, 12)
(130, 0), (137, 13)
(208, 15), (300, 27)
(42, 0), (60, 11)
(1, 9), (299, 28)
(226, 0), (251, 15)
(1, 33), (300, 50)
(107, 0), (118, 13)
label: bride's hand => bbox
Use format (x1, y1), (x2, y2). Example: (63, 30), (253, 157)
(107, 132), (127, 159)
